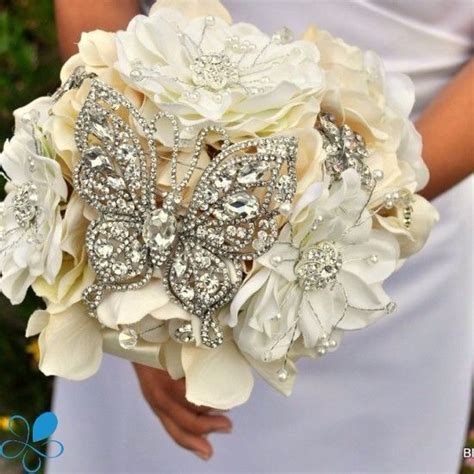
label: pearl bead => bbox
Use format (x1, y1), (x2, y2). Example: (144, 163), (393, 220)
(391, 191), (400, 202)
(130, 68), (144, 82)
(271, 255), (283, 266)
(205, 15), (215, 26)
(317, 347), (327, 356)
(384, 195), (394, 209)
(184, 91), (200, 103)
(369, 254), (379, 264)
(277, 367), (288, 382)
(312, 215), (324, 230)
(328, 339), (337, 348)
(279, 202), (292, 216)
(213, 93), (223, 103)
(373, 169), (384, 181)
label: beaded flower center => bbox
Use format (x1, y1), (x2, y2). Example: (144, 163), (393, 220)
(190, 54), (239, 91)
(294, 241), (342, 291)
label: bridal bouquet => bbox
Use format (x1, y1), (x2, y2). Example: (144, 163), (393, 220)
(0, 0), (438, 409)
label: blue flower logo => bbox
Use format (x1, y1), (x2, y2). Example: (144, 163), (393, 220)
(0, 412), (64, 473)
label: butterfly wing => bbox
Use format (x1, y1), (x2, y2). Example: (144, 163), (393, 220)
(74, 79), (159, 313)
(184, 135), (298, 258)
(164, 133), (298, 347)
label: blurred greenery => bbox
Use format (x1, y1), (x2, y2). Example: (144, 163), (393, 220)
(0, 0), (60, 471)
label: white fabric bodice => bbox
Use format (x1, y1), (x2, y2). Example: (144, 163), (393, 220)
(49, 2), (473, 473)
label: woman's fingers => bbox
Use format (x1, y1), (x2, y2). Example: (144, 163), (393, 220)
(151, 380), (232, 435)
(159, 397), (232, 435)
(133, 363), (233, 460)
(158, 411), (213, 460)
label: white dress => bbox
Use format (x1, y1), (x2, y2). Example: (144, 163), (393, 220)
(49, 2), (473, 473)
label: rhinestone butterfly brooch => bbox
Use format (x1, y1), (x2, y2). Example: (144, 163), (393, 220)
(61, 69), (298, 348)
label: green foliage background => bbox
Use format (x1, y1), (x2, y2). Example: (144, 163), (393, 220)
(0, 0), (61, 469)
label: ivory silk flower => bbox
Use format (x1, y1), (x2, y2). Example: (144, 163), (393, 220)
(231, 170), (400, 382)
(0, 98), (68, 304)
(115, 5), (324, 135)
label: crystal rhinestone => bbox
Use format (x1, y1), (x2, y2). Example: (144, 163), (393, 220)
(84, 147), (111, 170)
(224, 192), (259, 220)
(174, 323), (195, 343)
(237, 161), (268, 185)
(197, 272), (220, 295)
(195, 252), (211, 268)
(275, 175), (295, 203)
(95, 240), (114, 259)
(172, 257), (187, 278)
(190, 54), (238, 91)
(295, 241), (342, 291)
(252, 239), (267, 252)
(89, 115), (114, 141)
(13, 182), (38, 228)
(142, 209), (177, 250)
(118, 327), (138, 350)
(110, 222), (129, 237)
(203, 188), (218, 204)
(226, 225), (237, 237)
(236, 227), (247, 239)
(386, 302), (397, 314)
(180, 286), (195, 301)
(116, 143), (137, 163)
(107, 176), (126, 190)
(214, 174), (232, 191)
(130, 250), (142, 265)
(112, 261), (128, 276)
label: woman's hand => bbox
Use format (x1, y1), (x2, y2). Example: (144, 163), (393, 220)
(133, 363), (232, 460)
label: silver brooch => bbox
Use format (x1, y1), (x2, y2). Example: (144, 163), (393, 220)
(67, 71), (298, 348)
(317, 113), (374, 188)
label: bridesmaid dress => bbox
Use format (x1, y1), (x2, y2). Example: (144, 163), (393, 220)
(48, 1), (473, 473)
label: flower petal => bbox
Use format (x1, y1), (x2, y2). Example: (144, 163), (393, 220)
(182, 341), (254, 409)
(341, 229), (399, 284)
(98, 279), (170, 328)
(38, 303), (103, 380)
(26, 310), (50, 337)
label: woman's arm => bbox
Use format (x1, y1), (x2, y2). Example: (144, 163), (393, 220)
(54, 0), (140, 60)
(416, 60), (474, 200)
